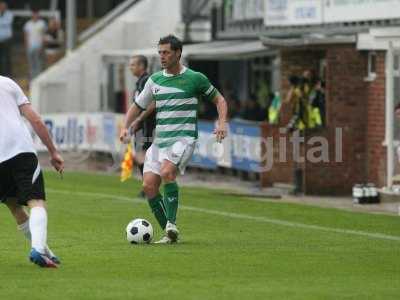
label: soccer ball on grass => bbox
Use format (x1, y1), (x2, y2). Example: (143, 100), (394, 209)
(126, 218), (153, 244)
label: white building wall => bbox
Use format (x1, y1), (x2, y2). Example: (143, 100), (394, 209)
(31, 0), (181, 113)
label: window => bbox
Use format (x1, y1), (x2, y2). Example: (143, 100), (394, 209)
(365, 51), (377, 81)
(249, 56), (273, 101)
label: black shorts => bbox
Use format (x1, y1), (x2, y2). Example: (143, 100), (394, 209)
(0, 152), (46, 206)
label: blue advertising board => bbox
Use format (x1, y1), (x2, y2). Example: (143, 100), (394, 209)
(189, 120), (261, 172)
(230, 121), (261, 172)
(189, 121), (218, 170)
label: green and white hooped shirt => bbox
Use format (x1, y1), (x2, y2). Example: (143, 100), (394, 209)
(135, 66), (219, 148)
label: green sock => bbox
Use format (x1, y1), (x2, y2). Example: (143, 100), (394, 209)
(148, 194), (167, 230)
(163, 182), (179, 224)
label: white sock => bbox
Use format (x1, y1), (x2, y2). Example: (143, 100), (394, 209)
(18, 220), (55, 257)
(29, 207), (47, 254)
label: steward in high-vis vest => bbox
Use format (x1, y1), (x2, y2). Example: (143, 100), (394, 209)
(307, 93), (322, 129)
(268, 92), (281, 124)
(285, 75), (308, 132)
(308, 79), (325, 128)
(285, 74), (324, 132)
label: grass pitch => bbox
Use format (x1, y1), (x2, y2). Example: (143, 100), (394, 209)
(0, 171), (400, 300)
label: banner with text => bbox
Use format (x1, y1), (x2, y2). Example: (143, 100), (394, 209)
(324, 0), (400, 23)
(232, 0), (265, 21)
(264, 0), (400, 26)
(32, 113), (125, 154)
(189, 120), (261, 172)
(264, 0), (322, 26)
(33, 114), (261, 172)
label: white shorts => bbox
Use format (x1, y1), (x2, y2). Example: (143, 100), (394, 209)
(143, 140), (196, 176)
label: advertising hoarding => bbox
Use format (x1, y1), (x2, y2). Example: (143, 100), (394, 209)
(32, 114), (262, 173)
(264, 0), (323, 26)
(264, 0), (400, 26)
(324, 0), (400, 23)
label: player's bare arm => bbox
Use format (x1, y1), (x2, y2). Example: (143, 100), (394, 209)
(213, 93), (228, 142)
(19, 103), (64, 173)
(120, 102), (143, 143)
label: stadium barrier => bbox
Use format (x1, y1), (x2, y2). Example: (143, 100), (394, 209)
(32, 113), (262, 172)
(192, 119), (262, 172)
(32, 113), (124, 154)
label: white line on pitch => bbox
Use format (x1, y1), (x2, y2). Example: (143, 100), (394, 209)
(47, 189), (400, 242)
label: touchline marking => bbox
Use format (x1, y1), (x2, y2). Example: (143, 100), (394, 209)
(47, 189), (400, 242)
(184, 206), (400, 242)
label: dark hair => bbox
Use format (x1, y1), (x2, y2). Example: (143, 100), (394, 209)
(132, 55), (148, 70)
(289, 75), (300, 86)
(158, 34), (183, 53)
(313, 77), (326, 88)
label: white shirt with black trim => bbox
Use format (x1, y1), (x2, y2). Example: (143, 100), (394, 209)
(0, 76), (36, 163)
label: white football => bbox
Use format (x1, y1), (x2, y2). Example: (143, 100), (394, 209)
(126, 218), (153, 244)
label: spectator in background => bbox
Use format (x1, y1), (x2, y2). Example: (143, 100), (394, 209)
(310, 78), (326, 127)
(44, 17), (64, 66)
(0, 1), (13, 76)
(240, 97), (265, 122)
(24, 9), (46, 79)
(268, 92), (281, 125)
(220, 81), (241, 120)
(199, 98), (218, 120)
(221, 80), (238, 104)
(227, 96), (241, 119)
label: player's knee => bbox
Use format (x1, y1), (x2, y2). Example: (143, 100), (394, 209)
(160, 169), (176, 182)
(27, 199), (46, 209)
(142, 181), (157, 197)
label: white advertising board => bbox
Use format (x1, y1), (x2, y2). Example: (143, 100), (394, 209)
(264, 0), (400, 26)
(324, 0), (400, 23)
(264, 0), (323, 26)
(232, 0), (265, 21)
(32, 113), (125, 154)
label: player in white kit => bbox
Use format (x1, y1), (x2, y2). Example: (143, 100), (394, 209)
(0, 76), (64, 268)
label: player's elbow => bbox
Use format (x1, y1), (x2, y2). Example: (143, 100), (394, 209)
(214, 94), (226, 106)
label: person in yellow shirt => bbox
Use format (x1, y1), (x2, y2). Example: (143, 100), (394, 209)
(285, 75), (307, 132)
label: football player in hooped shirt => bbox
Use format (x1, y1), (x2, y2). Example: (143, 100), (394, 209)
(120, 35), (228, 243)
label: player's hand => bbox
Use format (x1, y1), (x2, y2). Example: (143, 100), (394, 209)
(214, 122), (227, 143)
(119, 127), (130, 144)
(50, 151), (64, 174)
